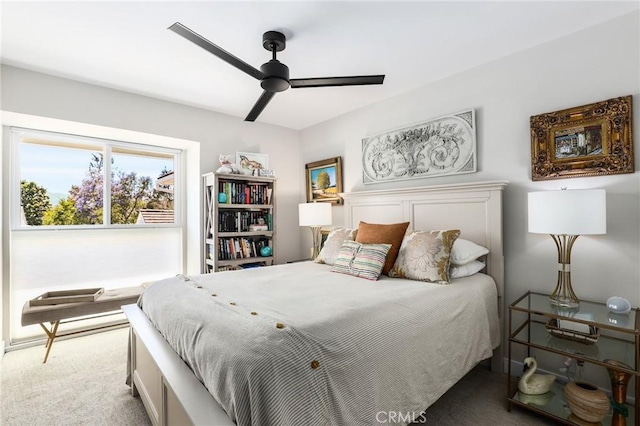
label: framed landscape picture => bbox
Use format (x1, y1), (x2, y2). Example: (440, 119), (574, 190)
(305, 157), (343, 204)
(530, 95), (634, 181)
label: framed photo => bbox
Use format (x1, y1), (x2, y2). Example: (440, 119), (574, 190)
(361, 110), (476, 184)
(236, 152), (268, 175)
(530, 95), (634, 181)
(305, 157), (343, 204)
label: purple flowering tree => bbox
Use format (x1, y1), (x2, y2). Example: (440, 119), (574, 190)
(68, 153), (157, 225)
(69, 154), (105, 224)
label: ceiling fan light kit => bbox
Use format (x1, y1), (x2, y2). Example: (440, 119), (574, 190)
(169, 22), (385, 122)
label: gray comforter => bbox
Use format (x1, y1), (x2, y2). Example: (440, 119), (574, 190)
(139, 262), (499, 425)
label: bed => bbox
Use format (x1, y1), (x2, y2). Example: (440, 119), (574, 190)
(123, 180), (507, 426)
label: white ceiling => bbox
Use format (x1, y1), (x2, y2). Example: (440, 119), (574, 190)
(1, 1), (638, 130)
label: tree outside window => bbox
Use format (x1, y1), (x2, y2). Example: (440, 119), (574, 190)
(15, 129), (178, 227)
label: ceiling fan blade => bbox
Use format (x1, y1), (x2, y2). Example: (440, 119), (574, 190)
(245, 90), (276, 122)
(169, 22), (264, 80)
(290, 75), (385, 89)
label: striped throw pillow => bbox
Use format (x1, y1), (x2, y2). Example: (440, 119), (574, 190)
(331, 240), (391, 280)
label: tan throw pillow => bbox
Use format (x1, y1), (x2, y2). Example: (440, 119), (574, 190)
(389, 229), (460, 284)
(315, 228), (357, 265)
(355, 221), (410, 275)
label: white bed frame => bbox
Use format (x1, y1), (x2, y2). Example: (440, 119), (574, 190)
(123, 180), (507, 426)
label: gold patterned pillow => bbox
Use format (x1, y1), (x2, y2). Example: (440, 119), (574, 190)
(389, 229), (460, 283)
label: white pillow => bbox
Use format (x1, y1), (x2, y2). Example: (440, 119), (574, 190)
(450, 260), (485, 279)
(450, 239), (489, 265)
(314, 228), (357, 266)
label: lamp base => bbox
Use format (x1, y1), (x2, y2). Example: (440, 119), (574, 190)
(549, 295), (579, 309)
(548, 234), (580, 309)
(309, 225), (322, 260)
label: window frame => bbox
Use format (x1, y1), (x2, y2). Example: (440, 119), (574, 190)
(11, 127), (182, 230)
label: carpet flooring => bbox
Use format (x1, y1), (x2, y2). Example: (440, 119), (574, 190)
(1, 328), (556, 425)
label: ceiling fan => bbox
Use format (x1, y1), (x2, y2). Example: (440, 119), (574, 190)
(168, 22), (385, 122)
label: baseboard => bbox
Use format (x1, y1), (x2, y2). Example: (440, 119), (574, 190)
(0, 339), (5, 361)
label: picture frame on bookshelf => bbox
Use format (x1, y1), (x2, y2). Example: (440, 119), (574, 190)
(236, 152), (269, 175)
(305, 156), (343, 204)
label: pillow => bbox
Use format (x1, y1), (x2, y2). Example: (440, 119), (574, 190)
(450, 260), (486, 279)
(389, 229), (460, 284)
(331, 240), (391, 280)
(315, 228), (357, 265)
(450, 239), (489, 265)
(355, 221), (410, 275)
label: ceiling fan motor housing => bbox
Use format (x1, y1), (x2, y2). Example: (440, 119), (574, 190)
(260, 60), (290, 92)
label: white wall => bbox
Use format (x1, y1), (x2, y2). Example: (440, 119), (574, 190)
(300, 12), (640, 325)
(0, 66), (304, 345)
(0, 65), (304, 262)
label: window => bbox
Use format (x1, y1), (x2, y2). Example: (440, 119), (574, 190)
(13, 128), (180, 228)
(7, 121), (191, 344)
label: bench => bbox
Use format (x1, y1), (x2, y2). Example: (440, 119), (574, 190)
(21, 285), (145, 363)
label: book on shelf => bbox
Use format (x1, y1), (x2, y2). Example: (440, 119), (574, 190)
(238, 262), (264, 269)
(218, 265), (243, 272)
(265, 213), (272, 230)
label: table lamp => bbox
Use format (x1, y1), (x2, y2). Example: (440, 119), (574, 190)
(528, 189), (606, 308)
(299, 202), (332, 260)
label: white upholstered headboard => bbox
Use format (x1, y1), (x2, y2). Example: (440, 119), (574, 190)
(341, 180), (507, 304)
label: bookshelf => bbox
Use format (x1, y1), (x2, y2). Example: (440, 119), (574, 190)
(202, 172), (276, 273)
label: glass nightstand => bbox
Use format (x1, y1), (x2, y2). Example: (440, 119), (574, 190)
(508, 291), (639, 425)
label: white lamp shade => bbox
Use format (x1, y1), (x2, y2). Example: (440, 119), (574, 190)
(528, 189), (606, 235)
(299, 203), (332, 227)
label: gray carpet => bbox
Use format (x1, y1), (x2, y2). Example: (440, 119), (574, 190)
(1, 328), (554, 425)
(1, 328), (150, 426)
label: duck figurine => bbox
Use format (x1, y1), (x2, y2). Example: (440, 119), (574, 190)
(518, 357), (556, 395)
